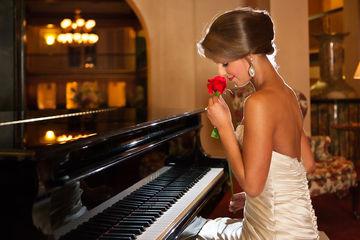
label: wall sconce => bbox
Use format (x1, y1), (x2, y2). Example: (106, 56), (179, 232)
(354, 62), (360, 80)
(43, 24), (57, 46)
(44, 33), (56, 45)
(44, 130), (56, 143)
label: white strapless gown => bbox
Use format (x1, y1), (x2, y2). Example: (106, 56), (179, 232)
(198, 125), (319, 240)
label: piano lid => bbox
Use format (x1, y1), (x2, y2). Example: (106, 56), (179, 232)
(0, 107), (201, 151)
(0, 107), (205, 188)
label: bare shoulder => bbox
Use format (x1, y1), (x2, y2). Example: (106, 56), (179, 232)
(244, 90), (277, 115)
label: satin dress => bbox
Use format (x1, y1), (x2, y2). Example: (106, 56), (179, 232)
(198, 125), (319, 240)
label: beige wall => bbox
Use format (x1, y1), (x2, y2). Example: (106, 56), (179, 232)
(127, 0), (311, 156)
(270, 0), (311, 133)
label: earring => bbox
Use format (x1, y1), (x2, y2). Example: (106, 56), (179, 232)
(248, 59), (255, 78)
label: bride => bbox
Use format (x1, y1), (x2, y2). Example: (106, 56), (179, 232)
(184, 7), (319, 240)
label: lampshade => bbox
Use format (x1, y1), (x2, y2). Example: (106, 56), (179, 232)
(354, 62), (360, 79)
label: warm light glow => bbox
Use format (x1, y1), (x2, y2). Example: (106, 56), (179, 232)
(44, 34), (56, 45)
(37, 83), (56, 109)
(66, 82), (78, 109)
(88, 33), (99, 44)
(84, 63), (95, 68)
(354, 62), (360, 80)
(73, 33), (82, 43)
(44, 130), (56, 143)
(57, 13), (98, 45)
(60, 19), (72, 29)
(108, 81), (126, 107)
(76, 18), (85, 27)
(71, 22), (78, 30)
(85, 20), (96, 30)
(81, 33), (89, 42)
(57, 133), (97, 143)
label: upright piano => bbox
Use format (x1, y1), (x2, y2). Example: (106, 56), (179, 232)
(0, 108), (227, 240)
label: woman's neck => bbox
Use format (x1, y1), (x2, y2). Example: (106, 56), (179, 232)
(250, 55), (283, 90)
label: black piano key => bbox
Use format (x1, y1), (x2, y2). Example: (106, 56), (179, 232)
(114, 224), (147, 232)
(114, 202), (141, 208)
(123, 216), (155, 224)
(110, 227), (143, 235)
(121, 199), (144, 205)
(131, 210), (162, 217)
(89, 216), (119, 225)
(103, 233), (136, 239)
(140, 185), (164, 191)
(111, 205), (137, 212)
(117, 220), (151, 227)
(105, 208), (131, 215)
(147, 202), (173, 209)
(96, 211), (125, 219)
(156, 192), (183, 198)
(98, 235), (134, 240)
(147, 199), (176, 205)
(147, 181), (169, 187)
(130, 191), (157, 197)
(138, 205), (168, 211)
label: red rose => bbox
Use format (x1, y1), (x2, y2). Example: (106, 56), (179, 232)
(207, 76), (227, 95)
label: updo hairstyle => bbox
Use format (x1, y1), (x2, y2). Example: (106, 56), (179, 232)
(198, 7), (276, 63)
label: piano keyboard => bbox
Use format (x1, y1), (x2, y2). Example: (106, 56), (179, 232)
(56, 166), (223, 240)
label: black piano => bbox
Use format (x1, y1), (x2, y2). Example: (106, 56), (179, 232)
(0, 108), (227, 240)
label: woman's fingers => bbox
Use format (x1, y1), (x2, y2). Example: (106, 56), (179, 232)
(229, 192), (246, 213)
(208, 97), (213, 106)
(232, 192), (246, 201)
(208, 96), (220, 107)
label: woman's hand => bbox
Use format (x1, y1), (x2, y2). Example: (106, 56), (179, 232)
(229, 192), (246, 213)
(206, 95), (233, 131)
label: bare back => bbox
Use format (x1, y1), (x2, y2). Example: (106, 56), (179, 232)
(250, 84), (303, 159)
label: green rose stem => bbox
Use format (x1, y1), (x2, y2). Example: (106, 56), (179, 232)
(210, 91), (221, 139)
(228, 162), (234, 196)
(210, 90), (234, 196)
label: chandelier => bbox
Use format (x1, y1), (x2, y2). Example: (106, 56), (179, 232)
(57, 9), (99, 45)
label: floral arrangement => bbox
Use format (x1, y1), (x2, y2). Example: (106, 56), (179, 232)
(72, 82), (103, 109)
(207, 75), (227, 139)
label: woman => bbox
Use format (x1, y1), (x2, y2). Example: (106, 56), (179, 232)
(184, 7), (319, 240)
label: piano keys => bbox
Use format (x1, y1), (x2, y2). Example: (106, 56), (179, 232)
(0, 109), (227, 240)
(57, 166), (223, 240)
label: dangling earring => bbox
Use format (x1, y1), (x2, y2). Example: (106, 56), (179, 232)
(248, 57), (255, 78)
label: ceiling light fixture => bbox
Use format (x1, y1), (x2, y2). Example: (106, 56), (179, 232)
(57, 9), (99, 45)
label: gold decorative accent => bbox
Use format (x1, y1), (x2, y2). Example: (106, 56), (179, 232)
(0, 108), (115, 127)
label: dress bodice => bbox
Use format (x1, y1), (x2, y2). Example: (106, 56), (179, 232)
(234, 124), (319, 239)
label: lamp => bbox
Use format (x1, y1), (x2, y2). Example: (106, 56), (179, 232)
(43, 24), (57, 46)
(57, 9), (99, 45)
(354, 62), (360, 80)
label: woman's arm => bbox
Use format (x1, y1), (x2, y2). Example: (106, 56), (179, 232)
(207, 94), (274, 198)
(301, 130), (316, 173)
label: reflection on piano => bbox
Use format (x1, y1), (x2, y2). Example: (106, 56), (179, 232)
(1, 109), (227, 240)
